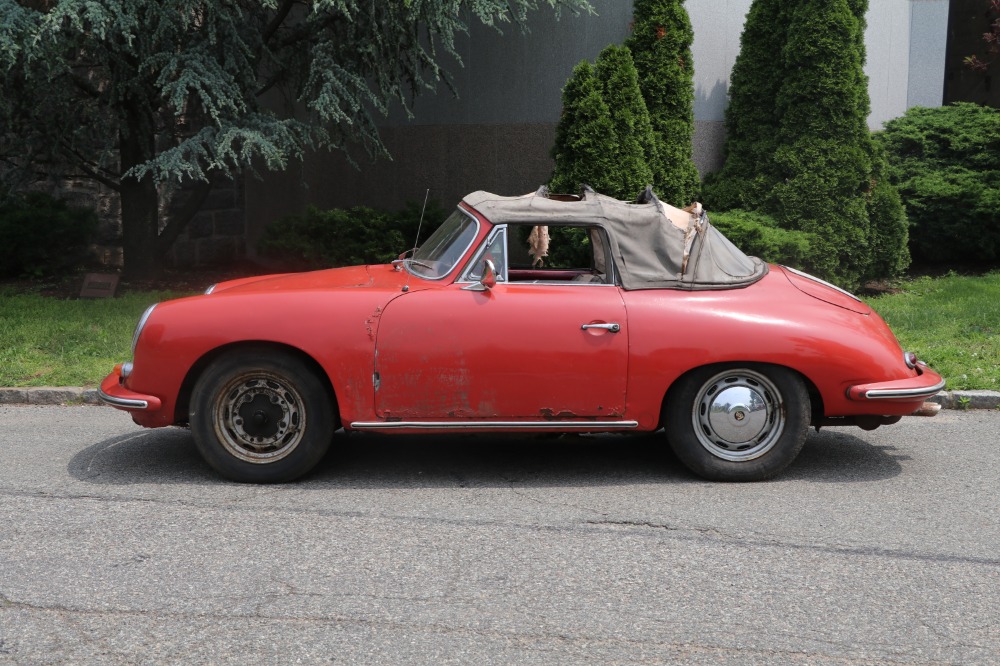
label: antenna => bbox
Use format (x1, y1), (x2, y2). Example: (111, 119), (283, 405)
(402, 188), (430, 293)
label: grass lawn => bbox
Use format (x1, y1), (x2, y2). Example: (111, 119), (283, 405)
(866, 271), (1000, 391)
(0, 290), (189, 387)
(0, 271), (997, 391)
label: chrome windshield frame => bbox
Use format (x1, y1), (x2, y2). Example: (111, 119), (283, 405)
(403, 207), (481, 282)
(459, 224), (508, 285)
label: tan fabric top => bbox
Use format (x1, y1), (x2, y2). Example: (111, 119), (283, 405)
(462, 188), (767, 291)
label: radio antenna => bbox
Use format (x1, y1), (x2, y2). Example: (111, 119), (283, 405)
(402, 189), (430, 293)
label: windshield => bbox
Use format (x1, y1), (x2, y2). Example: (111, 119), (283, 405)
(405, 208), (479, 279)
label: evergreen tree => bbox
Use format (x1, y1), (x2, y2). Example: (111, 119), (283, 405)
(701, 0), (790, 211)
(592, 45), (656, 197)
(0, 0), (591, 279)
(625, 0), (700, 205)
(549, 62), (622, 196)
(705, 0), (908, 288)
(771, 0), (872, 286)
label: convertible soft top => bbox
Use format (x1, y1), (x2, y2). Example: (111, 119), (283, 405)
(463, 187), (768, 291)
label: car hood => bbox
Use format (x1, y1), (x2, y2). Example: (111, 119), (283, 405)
(209, 264), (409, 294)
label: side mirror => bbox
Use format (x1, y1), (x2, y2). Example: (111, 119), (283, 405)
(462, 259), (498, 292)
(481, 259), (497, 289)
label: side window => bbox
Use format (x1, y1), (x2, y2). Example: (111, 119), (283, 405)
(465, 227), (507, 282)
(507, 224), (614, 284)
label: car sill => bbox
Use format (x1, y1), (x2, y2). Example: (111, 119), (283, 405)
(350, 420), (640, 431)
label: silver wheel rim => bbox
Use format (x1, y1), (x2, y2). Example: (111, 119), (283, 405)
(212, 371), (306, 464)
(692, 369), (785, 462)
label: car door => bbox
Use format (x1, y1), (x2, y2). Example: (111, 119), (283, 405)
(373, 226), (629, 421)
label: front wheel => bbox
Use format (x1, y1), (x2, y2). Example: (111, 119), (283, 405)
(189, 350), (336, 483)
(665, 365), (810, 481)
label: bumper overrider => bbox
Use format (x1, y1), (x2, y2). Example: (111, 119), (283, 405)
(98, 363), (161, 411)
(847, 363), (946, 404)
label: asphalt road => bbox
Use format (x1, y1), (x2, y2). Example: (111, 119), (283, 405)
(1, 405), (998, 665)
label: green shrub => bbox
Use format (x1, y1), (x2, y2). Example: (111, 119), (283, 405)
(0, 192), (98, 278)
(864, 145), (911, 280)
(709, 209), (816, 269)
(878, 103), (1000, 265)
(257, 200), (448, 269)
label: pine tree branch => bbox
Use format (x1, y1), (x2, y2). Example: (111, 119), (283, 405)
(57, 141), (121, 190)
(262, 0), (297, 44)
(156, 180), (212, 258)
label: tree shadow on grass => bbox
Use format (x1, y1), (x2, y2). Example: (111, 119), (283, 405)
(69, 426), (906, 488)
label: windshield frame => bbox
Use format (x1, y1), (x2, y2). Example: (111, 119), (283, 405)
(403, 207), (481, 281)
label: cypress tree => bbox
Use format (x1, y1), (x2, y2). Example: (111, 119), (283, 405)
(549, 61), (622, 196)
(706, 0), (909, 288)
(771, 0), (872, 286)
(702, 0), (790, 211)
(550, 50), (657, 200)
(593, 45), (656, 198)
(625, 0), (700, 205)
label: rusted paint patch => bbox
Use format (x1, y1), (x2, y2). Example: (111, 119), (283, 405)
(365, 306), (383, 339)
(539, 406), (624, 419)
(539, 408), (579, 420)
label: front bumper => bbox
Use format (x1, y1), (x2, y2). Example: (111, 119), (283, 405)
(98, 364), (162, 411)
(847, 364), (946, 402)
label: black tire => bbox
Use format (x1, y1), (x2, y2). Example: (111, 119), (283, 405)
(189, 349), (336, 483)
(665, 364), (810, 481)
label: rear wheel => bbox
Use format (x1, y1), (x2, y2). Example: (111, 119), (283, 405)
(665, 365), (810, 481)
(190, 350), (335, 482)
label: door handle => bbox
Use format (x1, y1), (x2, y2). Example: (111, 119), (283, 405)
(581, 322), (621, 333)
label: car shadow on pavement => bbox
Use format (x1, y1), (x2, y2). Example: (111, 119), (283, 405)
(69, 426), (906, 487)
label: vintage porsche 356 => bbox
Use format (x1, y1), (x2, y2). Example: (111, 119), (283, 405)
(100, 186), (944, 482)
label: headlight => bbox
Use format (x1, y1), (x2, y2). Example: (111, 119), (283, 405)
(131, 304), (158, 355)
(205, 284), (217, 295)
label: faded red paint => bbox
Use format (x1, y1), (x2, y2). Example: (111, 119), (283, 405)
(100, 202), (942, 436)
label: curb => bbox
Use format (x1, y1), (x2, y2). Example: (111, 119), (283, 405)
(0, 387), (100, 406)
(927, 390), (1000, 411)
(1, 387), (998, 410)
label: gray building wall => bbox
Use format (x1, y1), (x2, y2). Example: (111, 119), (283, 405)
(247, 0), (949, 254)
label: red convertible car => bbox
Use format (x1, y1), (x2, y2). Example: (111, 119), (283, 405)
(99, 186), (944, 482)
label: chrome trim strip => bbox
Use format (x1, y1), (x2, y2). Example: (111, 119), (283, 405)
(131, 303), (158, 355)
(782, 265), (863, 303)
(404, 207), (480, 282)
(97, 387), (149, 410)
(350, 420), (640, 430)
(863, 378), (946, 400)
(460, 225), (506, 284)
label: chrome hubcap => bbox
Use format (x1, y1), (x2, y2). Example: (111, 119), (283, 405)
(213, 372), (306, 464)
(693, 369), (784, 462)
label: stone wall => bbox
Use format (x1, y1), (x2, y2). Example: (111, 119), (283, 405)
(33, 174), (248, 271)
(164, 176), (247, 269)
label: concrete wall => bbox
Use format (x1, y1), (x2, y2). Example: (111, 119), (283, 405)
(246, 0), (950, 255)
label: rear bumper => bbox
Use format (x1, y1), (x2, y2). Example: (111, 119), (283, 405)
(98, 364), (162, 411)
(847, 364), (946, 402)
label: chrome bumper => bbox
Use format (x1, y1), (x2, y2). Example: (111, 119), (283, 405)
(847, 364), (946, 402)
(98, 364), (162, 411)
